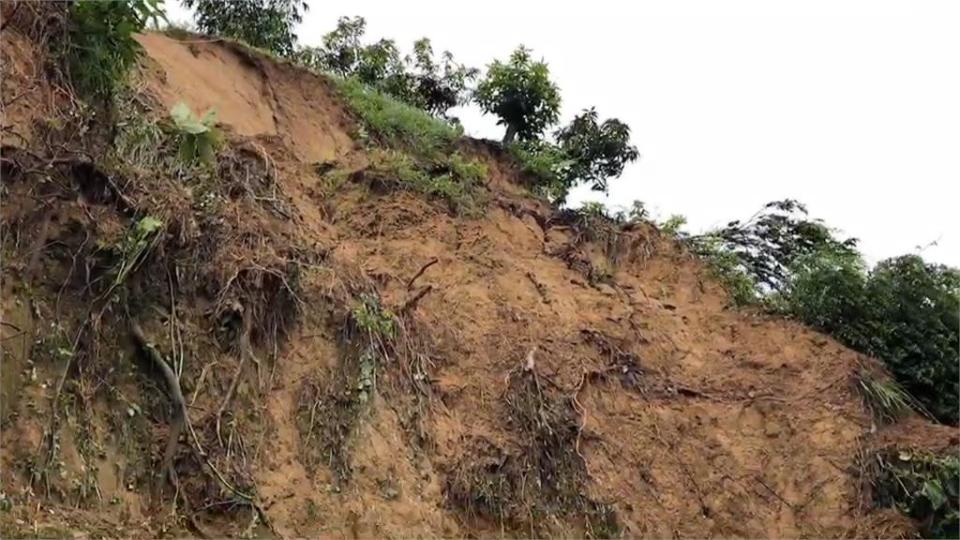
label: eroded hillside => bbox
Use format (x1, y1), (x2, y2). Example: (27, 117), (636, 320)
(1, 18), (956, 539)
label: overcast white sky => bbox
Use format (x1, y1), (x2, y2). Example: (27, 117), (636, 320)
(166, 0), (959, 267)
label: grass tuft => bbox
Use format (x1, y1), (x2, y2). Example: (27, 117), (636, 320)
(362, 149), (487, 215)
(856, 371), (914, 424)
(330, 76), (461, 156)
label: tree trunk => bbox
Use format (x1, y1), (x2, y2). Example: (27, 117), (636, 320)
(502, 124), (518, 145)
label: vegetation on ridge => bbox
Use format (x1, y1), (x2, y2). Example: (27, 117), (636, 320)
(183, 0), (308, 57)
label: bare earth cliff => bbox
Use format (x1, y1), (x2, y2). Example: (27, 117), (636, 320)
(1, 20), (956, 539)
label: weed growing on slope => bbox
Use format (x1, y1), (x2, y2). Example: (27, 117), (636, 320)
(98, 216), (164, 298)
(352, 293), (397, 342)
(361, 149), (488, 215)
(871, 450), (959, 538)
(297, 293), (397, 483)
(169, 102), (223, 166)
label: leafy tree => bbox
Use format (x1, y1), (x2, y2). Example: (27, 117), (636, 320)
(508, 109), (638, 203)
(475, 46), (561, 143)
(863, 256), (958, 423)
(690, 199), (858, 293)
(406, 38), (478, 117)
(555, 108), (639, 193)
(782, 248), (872, 344)
(306, 15), (367, 76)
(303, 17), (476, 118)
(183, 0), (308, 57)
(64, 0), (166, 99)
(785, 253), (959, 424)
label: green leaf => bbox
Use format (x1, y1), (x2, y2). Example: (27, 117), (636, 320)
(170, 102), (209, 134)
(136, 216), (163, 236)
(922, 480), (947, 510)
(201, 107), (218, 127)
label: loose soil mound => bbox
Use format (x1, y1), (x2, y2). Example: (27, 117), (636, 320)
(1, 25), (956, 539)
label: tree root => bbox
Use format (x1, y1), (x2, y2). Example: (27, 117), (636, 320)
(129, 319), (277, 538)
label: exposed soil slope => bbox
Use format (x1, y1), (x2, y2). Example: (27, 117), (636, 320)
(1, 27), (956, 539)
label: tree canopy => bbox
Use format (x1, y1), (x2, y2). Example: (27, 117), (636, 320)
(475, 46), (561, 144)
(183, 0), (308, 57)
(555, 107), (639, 193)
(300, 16), (477, 118)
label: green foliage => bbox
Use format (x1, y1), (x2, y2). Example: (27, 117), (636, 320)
(112, 91), (168, 170)
(865, 256), (959, 423)
(168, 102), (223, 166)
(787, 254), (959, 424)
(301, 17), (477, 118)
(351, 293), (396, 341)
(691, 234), (759, 306)
(683, 200), (957, 422)
(659, 214), (688, 238)
(506, 108), (638, 203)
(330, 76), (462, 155)
(104, 216), (164, 292)
(183, 0), (307, 57)
(873, 451), (959, 538)
(781, 248), (872, 343)
(365, 149), (487, 214)
(508, 140), (573, 201)
(475, 46), (562, 143)
(554, 108), (639, 193)
(626, 200), (649, 223)
(690, 200), (858, 294)
(158, 20), (195, 41)
(579, 201), (608, 219)
(63, 0), (166, 99)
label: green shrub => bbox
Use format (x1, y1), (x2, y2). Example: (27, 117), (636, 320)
(507, 140), (573, 201)
(507, 108), (639, 203)
(691, 234), (759, 306)
(351, 293), (396, 341)
(554, 108), (638, 194)
(786, 254), (959, 424)
(873, 450), (959, 538)
(63, 0), (166, 99)
(304, 17), (477, 118)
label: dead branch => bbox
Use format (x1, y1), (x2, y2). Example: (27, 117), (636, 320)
(406, 257), (438, 290)
(215, 353), (246, 449)
(754, 476), (797, 511)
(400, 284), (433, 315)
(131, 319), (275, 536)
(129, 320), (187, 490)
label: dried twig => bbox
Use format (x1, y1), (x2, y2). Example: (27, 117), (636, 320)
(400, 284), (433, 315)
(406, 257), (438, 290)
(215, 353), (246, 449)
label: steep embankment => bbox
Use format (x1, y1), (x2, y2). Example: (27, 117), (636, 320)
(1, 26), (955, 539)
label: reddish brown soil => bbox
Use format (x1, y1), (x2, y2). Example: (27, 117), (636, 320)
(1, 28), (956, 539)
